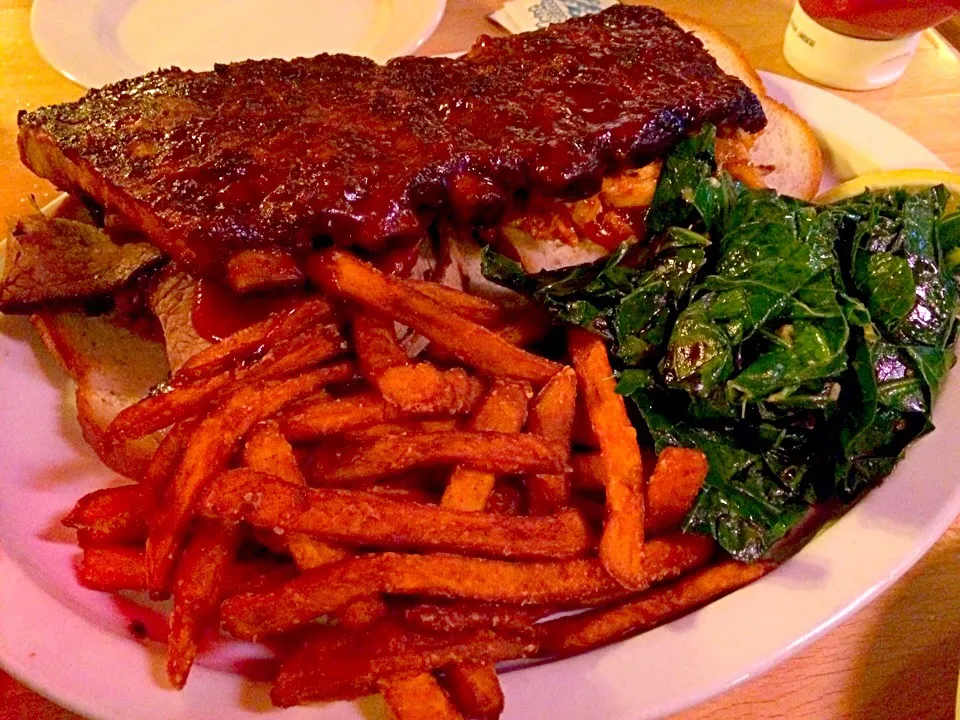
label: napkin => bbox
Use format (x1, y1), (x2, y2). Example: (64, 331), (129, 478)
(490, 0), (619, 34)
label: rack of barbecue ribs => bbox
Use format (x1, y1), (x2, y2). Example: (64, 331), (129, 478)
(17, 5), (765, 279)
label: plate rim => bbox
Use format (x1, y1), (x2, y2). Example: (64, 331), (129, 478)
(29, 0), (448, 88)
(1, 71), (958, 720)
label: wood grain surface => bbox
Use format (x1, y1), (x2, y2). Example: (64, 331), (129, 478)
(1, 1), (959, 719)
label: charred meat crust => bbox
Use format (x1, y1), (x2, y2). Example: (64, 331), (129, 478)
(17, 6), (765, 279)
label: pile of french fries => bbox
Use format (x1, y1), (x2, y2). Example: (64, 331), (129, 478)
(64, 248), (773, 719)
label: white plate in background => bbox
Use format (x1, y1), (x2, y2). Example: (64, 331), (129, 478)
(30, 0), (447, 88)
(0, 72), (958, 720)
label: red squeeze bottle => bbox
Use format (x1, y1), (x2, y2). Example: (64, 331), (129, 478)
(783, 0), (960, 90)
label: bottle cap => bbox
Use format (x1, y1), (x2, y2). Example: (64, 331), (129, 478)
(783, 1), (920, 91)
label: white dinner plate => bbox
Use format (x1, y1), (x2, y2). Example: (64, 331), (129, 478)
(30, 0), (447, 88)
(1, 71), (958, 720)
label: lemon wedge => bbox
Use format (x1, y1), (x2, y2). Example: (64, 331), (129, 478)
(815, 169), (960, 208)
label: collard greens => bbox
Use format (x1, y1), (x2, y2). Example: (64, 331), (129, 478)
(482, 126), (958, 561)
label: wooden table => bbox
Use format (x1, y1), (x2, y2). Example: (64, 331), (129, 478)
(1, 1), (958, 718)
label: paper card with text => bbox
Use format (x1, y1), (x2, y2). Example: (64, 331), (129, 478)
(490, 0), (619, 34)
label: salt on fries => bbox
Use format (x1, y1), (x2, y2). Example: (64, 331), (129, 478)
(243, 419), (352, 570)
(63, 252), (777, 719)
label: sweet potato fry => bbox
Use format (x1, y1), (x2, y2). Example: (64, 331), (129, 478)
(381, 673), (464, 720)
(441, 469), (502, 515)
(226, 248), (304, 294)
(146, 368), (343, 593)
(285, 535), (350, 568)
(568, 328), (646, 589)
(280, 390), (403, 442)
(525, 366), (577, 515)
(352, 312), (410, 382)
(141, 417), (200, 492)
(537, 560), (774, 657)
(442, 380), (531, 511)
(203, 470), (591, 560)
(108, 371), (234, 441)
(308, 250), (560, 383)
(436, 378), (531, 699)
(272, 620), (536, 706)
(63, 484), (152, 545)
(406, 280), (504, 327)
(244, 424), (368, 612)
(220, 537), (711, 639)
(490, 306), (551, 348)
(110, 353), (352, 447)
(167, 521), (239, 689)
(341, 419), (458, 443)
(243, 419), (350, 569)
(572, 488), (708, 539)
(526, 366), (577, 444)
(352, 291), (472, 422)
(247, 322), (349, 380)
(176, 298), (334, 382)
(646, 447), (708, 535)
(404, 601), (550, 635)
(425, 306), (552, 365)
(77, 545), (148, 592)
(568, 451), (605, 490)
(443, 664), (504, 720)
(108, 327), (351, 441)
(243, 420), (305, 486)
(468, 380), (532, 433)
(275, 621), (357, 659)
(378, 364), (484, 415)
(224, 560), (299, 597)
(308, 431), (563, 487)
(572, 446), (702, 532)
(339, 596), (389, 630)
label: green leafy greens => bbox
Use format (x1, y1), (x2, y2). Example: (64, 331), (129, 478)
(482, 125), (958, 561)
(481, 228), (709, 364)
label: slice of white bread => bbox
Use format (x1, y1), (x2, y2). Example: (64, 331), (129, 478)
(20, 198), (171, 479)
(28, 263), (210, 478)
(503, 226), (609, 273)
(750, 95), (823, 201)
(31, 310), (168, 478)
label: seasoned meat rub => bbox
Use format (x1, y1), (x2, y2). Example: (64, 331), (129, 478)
(17, 5), (764, 278)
